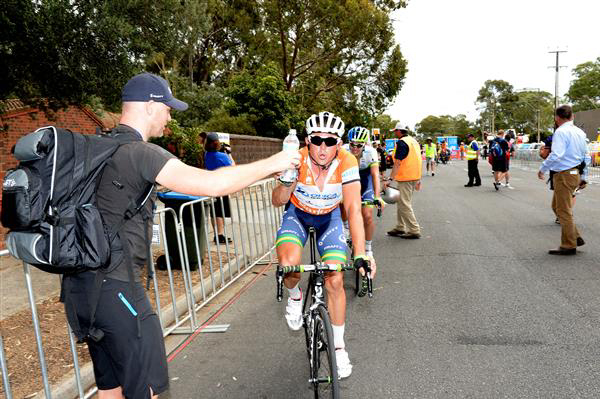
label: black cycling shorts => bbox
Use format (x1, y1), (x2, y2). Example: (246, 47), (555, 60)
(65, 272), (169, 399)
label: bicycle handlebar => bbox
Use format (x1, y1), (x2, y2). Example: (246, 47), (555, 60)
(276, 263), (355, 302)
(362, 199), (382, 217)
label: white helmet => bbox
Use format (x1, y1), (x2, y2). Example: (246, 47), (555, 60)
(381, 186), (400, 204)
(306, 111), (345, 137)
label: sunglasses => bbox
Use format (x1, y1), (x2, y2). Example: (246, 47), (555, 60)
(309, 136), (338, 147)
(349, 142), (364, 149)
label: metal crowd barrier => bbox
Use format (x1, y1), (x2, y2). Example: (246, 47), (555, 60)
(0, 178), (284, 398)
(512, 147), (600, 181)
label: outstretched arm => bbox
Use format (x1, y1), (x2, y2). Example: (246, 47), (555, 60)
(156, 151), (300, 197)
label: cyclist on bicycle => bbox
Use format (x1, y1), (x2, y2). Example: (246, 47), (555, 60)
(272, 111), (374, 379)
(341, 126), (384, 258)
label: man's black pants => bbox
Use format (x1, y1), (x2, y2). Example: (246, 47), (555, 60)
(467, 160), (481, 185)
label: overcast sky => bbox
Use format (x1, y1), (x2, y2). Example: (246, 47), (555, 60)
(386, 0), (600, 130)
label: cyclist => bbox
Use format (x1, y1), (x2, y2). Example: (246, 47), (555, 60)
(271, 111), (374, 379)
(341, 126), (384, 258)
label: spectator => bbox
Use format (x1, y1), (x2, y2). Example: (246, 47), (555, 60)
(490, 130), (509, 190)
(204, 133), (235, 244)
(537, 105), (589, 255)
(385, 122), (422, 239)
(376, 141), (388, 178)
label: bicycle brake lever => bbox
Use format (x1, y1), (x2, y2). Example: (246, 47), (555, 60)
(367, 272), (373, 298)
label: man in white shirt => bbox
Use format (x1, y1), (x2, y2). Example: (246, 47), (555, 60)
(537, 105), (589, 255)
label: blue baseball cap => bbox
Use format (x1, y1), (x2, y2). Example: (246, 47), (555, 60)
(122, 73), (188, 111)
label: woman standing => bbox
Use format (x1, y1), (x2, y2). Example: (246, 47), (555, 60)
(204, 133), (235, 243)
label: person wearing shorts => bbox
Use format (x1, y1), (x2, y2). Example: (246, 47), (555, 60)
(62, 73), (300, 399)
(272, 111), (373, 380)
(490, 131), (509, 190)
(423, 137), (436, 176)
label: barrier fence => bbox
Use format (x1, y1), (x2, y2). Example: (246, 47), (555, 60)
(511, 146), (600, 181)
(0, 178), (283, 399)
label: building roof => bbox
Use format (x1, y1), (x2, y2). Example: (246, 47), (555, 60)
(0, 99), (29, 114)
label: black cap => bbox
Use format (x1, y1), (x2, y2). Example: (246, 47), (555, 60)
(122, 73), (188, 111)
(467, 133), (474, 138)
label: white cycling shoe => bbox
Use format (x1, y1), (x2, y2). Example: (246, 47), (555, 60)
(335, 348), (353, 379)
(285, 295), (303, 331)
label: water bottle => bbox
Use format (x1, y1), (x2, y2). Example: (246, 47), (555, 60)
(279, 129), (299, 186)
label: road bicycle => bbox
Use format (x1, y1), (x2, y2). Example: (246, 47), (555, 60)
(276, 227), (357, 398)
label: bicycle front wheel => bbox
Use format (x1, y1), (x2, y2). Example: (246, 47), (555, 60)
(312, 305), (340, 398)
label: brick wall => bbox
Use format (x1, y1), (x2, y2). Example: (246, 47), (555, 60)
(0, 105), (104, 249)
(229, 134), (282, 164)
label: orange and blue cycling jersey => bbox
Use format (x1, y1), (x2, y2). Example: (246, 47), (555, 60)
(290, 147), (359, 215)
(276, 147), (359, 263)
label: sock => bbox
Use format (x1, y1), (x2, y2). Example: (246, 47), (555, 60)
(287, 283), (301, 300)
(365, 240), (372, 252)
(343, 220), (349, 230)
(333, 324), (345, 349)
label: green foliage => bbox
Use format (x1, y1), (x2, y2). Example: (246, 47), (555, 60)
(225, 63), (295, 138)
(202, 108), (257, 136)
(416, 114), (475, 140)
(150, 120), (205, 167)
(567, 57), (600, 112)
(1, 0), (407, 138)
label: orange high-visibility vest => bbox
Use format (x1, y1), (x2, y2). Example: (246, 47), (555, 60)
(393, 136), (422, 182)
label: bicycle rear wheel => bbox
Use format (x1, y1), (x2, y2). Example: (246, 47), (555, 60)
(312, 305), (339, 398)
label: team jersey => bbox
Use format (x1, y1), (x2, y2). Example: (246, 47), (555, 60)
(290, 147), (359, 215)
(342, 144), (379, 170)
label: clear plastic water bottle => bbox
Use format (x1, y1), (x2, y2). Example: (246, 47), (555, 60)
(279, 129), (299, 186)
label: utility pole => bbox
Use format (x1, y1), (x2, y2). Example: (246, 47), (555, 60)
(548, 49), (567, 110)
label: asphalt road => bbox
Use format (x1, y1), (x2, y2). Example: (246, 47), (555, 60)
(164, 161), (600, 399)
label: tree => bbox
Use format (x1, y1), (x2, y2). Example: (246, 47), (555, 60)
(566, 57), (600, 112)
(0, 0), (210, 110)
(260, 0), (407, 115)
(506, 90), (554, 140)
(475, 79), (517, 132)
(416, 114), (475, 139)
(225, 63), (295, 138)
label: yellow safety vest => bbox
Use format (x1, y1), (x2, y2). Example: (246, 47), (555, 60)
(466, 140), (478, 160)
(424, 143), (436, 158)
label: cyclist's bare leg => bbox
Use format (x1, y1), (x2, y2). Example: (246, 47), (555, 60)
(361, 206), (374, 241)
(324, 270), (346, 326)
(277, 242), (302, 289)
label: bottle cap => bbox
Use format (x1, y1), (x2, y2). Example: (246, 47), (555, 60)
(289, 129), (297, 135)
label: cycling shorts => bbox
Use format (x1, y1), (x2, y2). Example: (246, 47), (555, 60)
(276, 203), (347, 263)
(359, 168), (375, 203)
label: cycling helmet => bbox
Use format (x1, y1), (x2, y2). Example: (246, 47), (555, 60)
(306, 111), (345, 137)
(347, 126), (370, 143)
(381, 186), (400, 204)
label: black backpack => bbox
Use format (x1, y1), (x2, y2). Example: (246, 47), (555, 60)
(2, 126), (152, 273)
